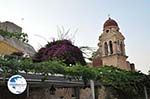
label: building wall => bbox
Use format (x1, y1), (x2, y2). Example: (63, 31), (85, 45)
(0, 41), (20, 55)
(80, 88), (92, 99)
(28, 87), (92, 99)
(101, 55), (118, 67)
(0, 85), (146, 99)
(117, 55), (130, 70)
(0, 21), (22, 33)
(0, 22), (36, 56)
(100, 55), (130, 70)
(0, 86), (93, 99)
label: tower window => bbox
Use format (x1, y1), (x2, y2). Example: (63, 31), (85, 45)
(117, 40), (119, 45)
(104, 42), (108, 55)
(120, 42), (124, 55)
(109, 41), (113, 54)
(117, 28), (119, 31)
(106, 30), (109, 33)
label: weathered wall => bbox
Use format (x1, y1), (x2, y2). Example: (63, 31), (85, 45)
(27, 87), (117, 99)
(28, 87), (76, 99)
(0, 41), (20, 55)
(0, 35), (36, 56)
(0, 21), (22, 33)
(1, 85), (144, 99)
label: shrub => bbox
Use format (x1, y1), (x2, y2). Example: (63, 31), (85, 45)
(33, 39), (86, 65)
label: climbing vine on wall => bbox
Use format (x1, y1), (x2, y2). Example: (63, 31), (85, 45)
(0, 29), (28, 43)
(0, 55), (150, 98)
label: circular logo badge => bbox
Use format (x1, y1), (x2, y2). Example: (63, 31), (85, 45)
(7, 75), (27, 94)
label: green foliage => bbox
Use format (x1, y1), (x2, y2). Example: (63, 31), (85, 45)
(0, 29), (28, 43)
(95, 66), (149, 98)
(0, 56), (150, 98)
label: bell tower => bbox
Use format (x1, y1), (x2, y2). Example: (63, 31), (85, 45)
(93, 17), (134, 70)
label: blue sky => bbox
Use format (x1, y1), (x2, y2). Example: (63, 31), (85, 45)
(0, 0), (149, 73)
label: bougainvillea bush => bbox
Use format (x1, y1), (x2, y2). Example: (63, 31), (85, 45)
(33, 39), (86, 65)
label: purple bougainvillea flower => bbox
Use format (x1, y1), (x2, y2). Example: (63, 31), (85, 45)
(32, 39), (86, 65)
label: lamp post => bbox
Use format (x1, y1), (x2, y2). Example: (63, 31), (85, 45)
(49, 85), (56, 95)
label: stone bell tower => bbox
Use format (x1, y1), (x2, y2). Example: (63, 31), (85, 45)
(93, 17), (135, 71)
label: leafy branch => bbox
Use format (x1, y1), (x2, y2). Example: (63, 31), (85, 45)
(0, 29), (28, 43)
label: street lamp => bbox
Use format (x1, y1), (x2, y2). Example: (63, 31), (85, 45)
(49, 85), (56, 95)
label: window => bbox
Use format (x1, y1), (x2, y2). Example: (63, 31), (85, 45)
(109, 41), (113, 54)
(106, 30), (109, 33)
(104, 42), (108, 55)
(120, 42), (124, 54)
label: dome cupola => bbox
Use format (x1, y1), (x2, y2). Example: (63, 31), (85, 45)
(103, 17), (118, 28)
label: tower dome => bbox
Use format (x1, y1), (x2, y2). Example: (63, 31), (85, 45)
(103, 17), (118, 28)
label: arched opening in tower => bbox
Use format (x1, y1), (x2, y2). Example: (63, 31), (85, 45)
(120, 42), (124, 55)
(104, 42), (108, 55)
(109, 41), (113, 54)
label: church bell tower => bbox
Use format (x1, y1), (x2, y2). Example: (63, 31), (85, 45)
(93, 17), (134, 70)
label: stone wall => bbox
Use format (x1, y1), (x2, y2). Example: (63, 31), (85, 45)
(1, 85), (145, 99)
(0, 21), (22, 33)
(0, 35), (36, 56)
(80, 88), (92, 99)
(26, 87), (116, 99)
